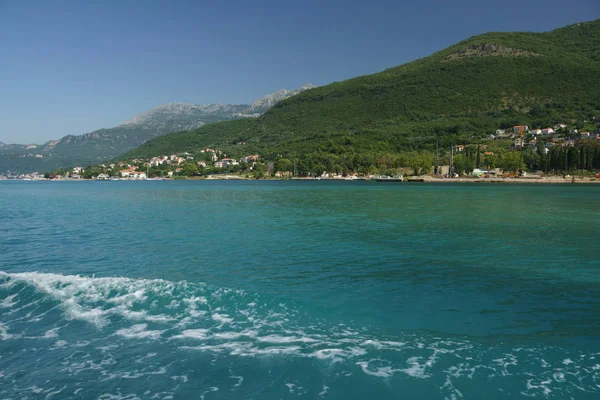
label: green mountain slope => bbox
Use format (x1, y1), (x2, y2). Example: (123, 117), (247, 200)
(122, 20), (600, 161)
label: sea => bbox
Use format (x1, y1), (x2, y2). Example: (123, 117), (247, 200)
(1, 180), (599, 399)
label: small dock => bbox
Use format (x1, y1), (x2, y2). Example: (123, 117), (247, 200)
(376, 178), (405, 182)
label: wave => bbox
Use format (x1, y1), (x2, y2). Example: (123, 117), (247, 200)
(1, 271), (600, 399)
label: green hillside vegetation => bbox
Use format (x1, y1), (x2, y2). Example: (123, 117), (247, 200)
(120, 20), (600, 175)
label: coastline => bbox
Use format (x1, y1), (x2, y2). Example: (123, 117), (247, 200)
(417, 175), (600, 184)
(3, 175), (600, 184)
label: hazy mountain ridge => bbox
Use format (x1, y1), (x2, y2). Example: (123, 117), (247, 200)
(246, 84), (317, 113)
(123, 102), (249, 128)
(0, 141), (30, 151)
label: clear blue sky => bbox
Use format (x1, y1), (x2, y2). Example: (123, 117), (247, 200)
(0, 0), (598, 144)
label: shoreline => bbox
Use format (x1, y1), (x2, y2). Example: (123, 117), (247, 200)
(416, 175), (600, 184)
(3, 175), (600, 184)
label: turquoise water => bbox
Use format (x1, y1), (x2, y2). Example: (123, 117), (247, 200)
(1, 181), (599, 399)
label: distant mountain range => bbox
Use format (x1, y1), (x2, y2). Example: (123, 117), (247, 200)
(0, 84), (316, 173)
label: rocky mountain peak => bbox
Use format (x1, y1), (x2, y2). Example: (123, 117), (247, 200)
(245, 84), (316, 113)
(122, 84), (318, 127)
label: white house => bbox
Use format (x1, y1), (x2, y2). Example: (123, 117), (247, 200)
(541, 128), (555, 135)
(130, 172), (147, 179)
(214, 158), (239, 168)
(150, 157), (164, 166)
(241, 155), (260, 163)
(530, 128), (542, 135)
(72, 166), (84, 174)
(514, 137), (524, 148)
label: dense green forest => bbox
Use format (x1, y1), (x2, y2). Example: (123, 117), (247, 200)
(119, 20), (600, 173)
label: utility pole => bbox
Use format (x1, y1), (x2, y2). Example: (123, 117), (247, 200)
(449, 140), (454, 177)
(434, 136), (439, 175)
(293, 158), (297, 178)
(518, 131), (524, 176)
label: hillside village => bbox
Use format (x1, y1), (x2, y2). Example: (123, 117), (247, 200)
(15, 148), (265, 180)
(492, 124), (597, 149)
(2, 119), (598, 182)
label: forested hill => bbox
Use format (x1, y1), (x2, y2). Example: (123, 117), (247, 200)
(121, 20), (600, 160)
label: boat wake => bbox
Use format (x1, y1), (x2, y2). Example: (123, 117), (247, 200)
(1, 271), (599, 399)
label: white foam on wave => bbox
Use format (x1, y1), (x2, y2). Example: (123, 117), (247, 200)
(181, 342), (304, 357)
(173, 329), (209, 340)
(311, 348), (346, 363)
(441, 376), (464, 400)
(65, 304), (107, 327)
(4, 270), (600, 397)
(211, 313), (233, 326)
(242, 345), (303, 356)
(318, 385), (329, 397)
(285, 383), (297, 393)
(0, 293), (18, 308)
(0, 271), (176, 328)
(553, 371), (566, 383)
(42, 327), (60, 339)
(355, 360), (396, 378)
(214, 329), (257, 340)
(97, 391), (143, 400)
(115, 324), (164, 340)
(524, 378), (553, 396)
(230, 374), (243, 388)
(199, 386), (218, 400)
(0, 321), (19, 340)
(361, 339), (406, 350)
(171, 375), (188, 384)
(257, 334), (318, 344)
(118, 366), (167, 380)
(400, 357), (432, 379)
(119, 309), (175, 323)
(492, 354), (518, 376)
(134, 352), (157, 363)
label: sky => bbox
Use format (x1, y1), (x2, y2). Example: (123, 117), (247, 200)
(0, 0), (598, 144)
